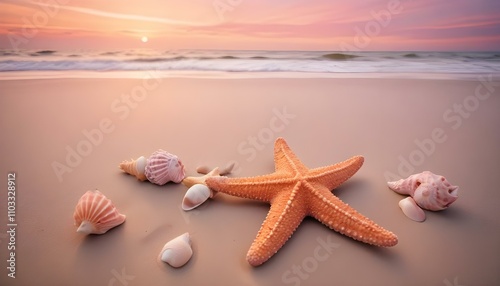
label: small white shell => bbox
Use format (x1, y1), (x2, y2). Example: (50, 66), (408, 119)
(182, 184), (215, 211)
(398, 197), (426, 222)
(159, 233), (193, 268)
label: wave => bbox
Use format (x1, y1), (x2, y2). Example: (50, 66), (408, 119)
(321, 53), (360, 60)
(403, 53), (419, 58)
(30, 50), (57, 56)
(1, 50), (500, 74)
(127, 55), (275, 62)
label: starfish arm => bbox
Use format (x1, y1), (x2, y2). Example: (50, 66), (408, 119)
(274, 137), (309, 175)
(246, 183), (307, 266)
(206, 174), (296, 203)
(308, 184), (398, 247)
(307, 156), (364, 190)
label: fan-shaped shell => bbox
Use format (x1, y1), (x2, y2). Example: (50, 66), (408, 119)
(73, 190), (126, 235)
(144, 150), (186, 185)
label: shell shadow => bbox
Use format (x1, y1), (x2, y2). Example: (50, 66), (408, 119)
(434, 205), (467, 221)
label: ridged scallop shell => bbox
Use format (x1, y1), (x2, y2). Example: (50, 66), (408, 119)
(388, 171), (458, 211)
(145, 150), (186, 185)
(158, 233), (193, 268)
(182, 184), (215, 211)
(73, 190), (126, 235)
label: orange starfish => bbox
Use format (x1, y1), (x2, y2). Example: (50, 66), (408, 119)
(206, 138), (398, 266)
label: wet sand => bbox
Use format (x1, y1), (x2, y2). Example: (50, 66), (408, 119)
(0, 76), (499, 285)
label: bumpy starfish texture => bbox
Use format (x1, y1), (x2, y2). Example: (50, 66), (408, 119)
(206, 138), (398, 266)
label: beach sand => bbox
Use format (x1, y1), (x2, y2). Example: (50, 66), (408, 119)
(1, 76), (499, 285)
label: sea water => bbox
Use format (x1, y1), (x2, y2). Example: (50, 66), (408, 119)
(1, 49), (499, 78)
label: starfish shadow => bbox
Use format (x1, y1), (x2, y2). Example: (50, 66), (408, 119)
(331, 178), (370, 199)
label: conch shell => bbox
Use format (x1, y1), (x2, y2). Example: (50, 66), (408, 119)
(388, 171), (458, 222)
(158, 232), (193, 268)
(120, 149), (186, 185)
(73, 190), (126, 234)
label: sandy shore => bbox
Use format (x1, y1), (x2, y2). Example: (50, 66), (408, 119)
(1, 76), (499, 285)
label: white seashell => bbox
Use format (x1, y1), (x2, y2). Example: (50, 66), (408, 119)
(182, 184), (215, 211)
(145, 150), (186, 185)
(398, 197), (426, 222)
(388, 171), (458, 211)
(159, 233), (193, 268)
(73, 190), (126, 235)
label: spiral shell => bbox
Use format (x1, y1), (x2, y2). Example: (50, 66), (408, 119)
(158, 233), (193, 268)
(144, 150), (186, 185)
(119, 156), (147, 181)
(73, 190), (126, 235)
(388, 171), (458, 211)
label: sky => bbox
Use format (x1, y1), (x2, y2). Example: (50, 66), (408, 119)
(1, 0), (499, 51)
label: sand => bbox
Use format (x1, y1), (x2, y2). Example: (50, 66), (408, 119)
(0, 75), (499, 285)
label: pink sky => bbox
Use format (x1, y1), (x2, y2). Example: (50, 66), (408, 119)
(1, 0), (499, 51)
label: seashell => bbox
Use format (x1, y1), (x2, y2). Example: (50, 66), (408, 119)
(119, 150), (186, 185)
(73, 190), (126, 235)
(182, 184), (215, 211)
(398, 197), (426, 222)
(388, 171), (458, 211)
(158, 232), (193, 268)
(119, 156), (147, 181)
(145, 150), (186, 185)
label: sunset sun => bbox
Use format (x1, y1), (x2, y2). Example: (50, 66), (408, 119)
(141, 36), (148, 43)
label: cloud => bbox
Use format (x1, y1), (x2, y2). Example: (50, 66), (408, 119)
(29, 0), (213, 26)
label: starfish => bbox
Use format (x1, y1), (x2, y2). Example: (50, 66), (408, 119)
(182, 167), (222, 188)
(206, 138), (398, 266)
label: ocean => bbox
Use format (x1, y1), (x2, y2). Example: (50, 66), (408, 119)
(1, 49), (499, 79)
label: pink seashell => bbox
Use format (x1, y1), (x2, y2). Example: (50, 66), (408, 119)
(398, 197), (426, 222)
(144, 150), (186, 185)
(388, 171), (459, 211)
(73, 190), (126, 235)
